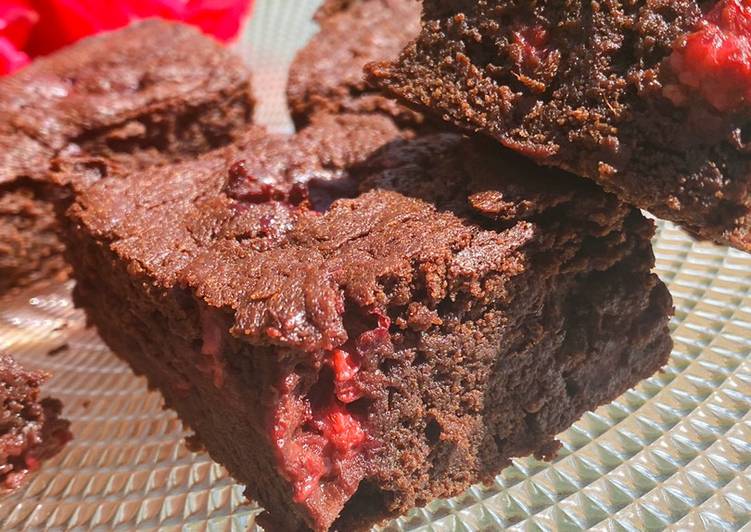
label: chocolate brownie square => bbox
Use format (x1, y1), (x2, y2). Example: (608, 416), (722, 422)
(0, 354), (71, 491)
(367, 0), (751, 251)
(287, 0), (424, 129)
(0, 19), (254, 295)
(64, 114), (672, 531)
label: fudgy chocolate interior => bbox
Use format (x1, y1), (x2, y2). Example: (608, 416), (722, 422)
(0, 180), (66, 294)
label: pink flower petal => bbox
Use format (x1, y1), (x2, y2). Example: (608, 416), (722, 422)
(6, 0), (253, 70)
(186, 0), (253, 42)
(26, 0), (185, 55)
(0, 0), (38, 48)
(0, 34), (29, 75)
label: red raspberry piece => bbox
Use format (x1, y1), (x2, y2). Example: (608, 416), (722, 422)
(667, 0), (751, 110)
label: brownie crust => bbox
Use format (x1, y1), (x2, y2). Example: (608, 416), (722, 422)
(0, 19), (255, 295)
(287, 0), (424, 129)
(367, 0), (751, 251)
(65, 113), (672, 531)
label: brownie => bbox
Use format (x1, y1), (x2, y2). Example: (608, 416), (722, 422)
(287, 0), (425, 129)
(367, 0), (751, 251)
(0, 354), (71, 491)
(64, 114), (672, 531)
(0, 19), (255, 295)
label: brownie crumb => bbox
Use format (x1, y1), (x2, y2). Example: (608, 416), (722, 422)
(0, 355), (71, 491)
(47, 344), (69, 357)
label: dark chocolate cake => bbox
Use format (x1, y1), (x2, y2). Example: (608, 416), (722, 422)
(0, 19), (255, 295)
(367, 0), (751, 251)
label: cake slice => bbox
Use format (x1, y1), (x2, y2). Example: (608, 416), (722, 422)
(0, 354), (71, 491)
(367, 0), (751, 251)
(64, 114), (672, 531)
(0, 19), (255, 295)
(287, 0), (424, 129)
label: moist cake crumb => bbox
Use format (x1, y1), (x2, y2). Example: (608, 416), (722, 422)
(287, 0), (424, 129)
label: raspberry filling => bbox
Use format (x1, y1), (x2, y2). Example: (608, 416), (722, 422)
(667, 0), (751, 110)
(272, 348), (368, 504)
(224, 160), (310, 207)
(512, 25), (550, 70)
(271, 313), (391, 522)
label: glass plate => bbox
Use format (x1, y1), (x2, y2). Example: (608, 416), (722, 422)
(1, 1), (750, 530)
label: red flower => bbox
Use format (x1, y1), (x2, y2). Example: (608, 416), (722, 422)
(0, 0), (37, 73)
(24, 0), (185, 55)
(0, 35), (29, 73)
(0, 0), (253, 75)
(185, 0), (250, 42)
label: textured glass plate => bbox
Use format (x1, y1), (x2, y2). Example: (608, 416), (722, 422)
(1, 1), (750, 530)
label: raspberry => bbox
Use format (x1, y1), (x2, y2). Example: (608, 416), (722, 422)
(512, 25), (550, 69)
(667, 0), (751, 110)
(313, 403), (366, 454)
(224, 160), (310, 206)
(270, 310), (393, 504)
